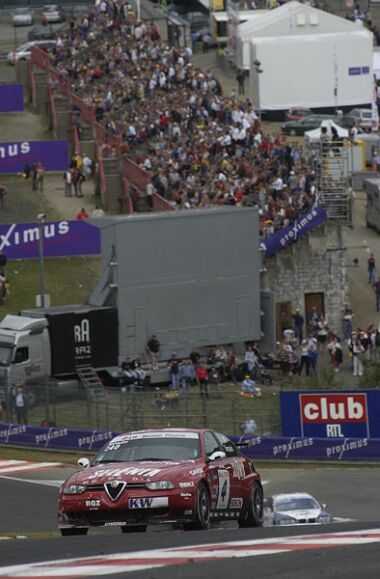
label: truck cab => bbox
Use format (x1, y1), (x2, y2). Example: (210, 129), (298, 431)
(0, 315), (51, 392)
(0, 315), (51, 386)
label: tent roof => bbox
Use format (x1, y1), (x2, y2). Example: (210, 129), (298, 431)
(236, 0), (364, 38)
(235, 11), (269, 37)
(304, 121), (349, 141)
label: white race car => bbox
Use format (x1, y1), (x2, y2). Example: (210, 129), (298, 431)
(264, 492), (333, 526)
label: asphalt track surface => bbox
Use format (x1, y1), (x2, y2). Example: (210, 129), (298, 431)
(1, 463), (380, 577)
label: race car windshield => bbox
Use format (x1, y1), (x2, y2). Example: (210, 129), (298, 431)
(94, 435), (201, 463)
(276, 498), (319, 511)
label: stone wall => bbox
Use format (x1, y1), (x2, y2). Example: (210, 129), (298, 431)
(263, 223), (348, 336)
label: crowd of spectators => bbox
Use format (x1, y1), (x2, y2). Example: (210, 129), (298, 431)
(45, 0), (319, 237)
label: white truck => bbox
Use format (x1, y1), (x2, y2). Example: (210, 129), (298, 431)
(0, 305), (119, 403)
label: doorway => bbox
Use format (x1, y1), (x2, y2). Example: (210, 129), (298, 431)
(304, 292), (325, 328)
(276, 301), (292, 341)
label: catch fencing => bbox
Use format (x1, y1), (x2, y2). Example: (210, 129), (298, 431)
(0, 386), (281, 438)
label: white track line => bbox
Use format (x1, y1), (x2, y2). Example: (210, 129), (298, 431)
(0, 460), (62, 475)
(0, 528), (379, 577)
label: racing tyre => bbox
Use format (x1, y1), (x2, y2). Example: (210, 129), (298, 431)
(60, 528), (88, 536)
(121, 525), (147, 533)
(184, 482), (210, 531)
(238, 482), (263, 528)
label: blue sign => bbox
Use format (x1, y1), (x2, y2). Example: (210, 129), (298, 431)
(1, 422), (380, 460)
(0, 220), (100, 259)
(260, 207), (327, 258)
(348, 66), (370, 76)
(0, 423), (119, 451)
(0, 85), (24, 113)
(0, 140), (69, 174)
(231, 435), (380, 461)
(280, 390), (380, 439)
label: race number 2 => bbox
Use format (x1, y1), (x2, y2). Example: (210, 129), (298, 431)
(216, 469), (230, 509)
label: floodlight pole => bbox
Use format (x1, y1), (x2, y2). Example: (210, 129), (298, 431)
(37, 213), (46, 308)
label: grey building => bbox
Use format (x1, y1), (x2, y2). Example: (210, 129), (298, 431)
(89, 207), (268, 361)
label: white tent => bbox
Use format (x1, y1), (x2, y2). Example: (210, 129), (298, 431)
(236, 1), (364, 71)
(373, 48), (380, 81)
(247, 1), (373, 111)
(233, 11), (269, 70)
(304, 122), (349, 142)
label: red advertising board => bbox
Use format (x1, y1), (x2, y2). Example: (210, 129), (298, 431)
(300, 393), (367, 424)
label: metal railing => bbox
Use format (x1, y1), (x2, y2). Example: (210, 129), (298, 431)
(1, 386), (281, 437)
(47, 84), (58, 138)
(153, 192), (176, 212)
(96, 145), (108, 208)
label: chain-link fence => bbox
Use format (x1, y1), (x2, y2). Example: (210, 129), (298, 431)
(1, 382), (281, 436)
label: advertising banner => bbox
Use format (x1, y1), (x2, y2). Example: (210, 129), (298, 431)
(0, 85), (24, 113)
(231, 435), (380, 461)
(261, 207), (328, 258)
(280, 390), (380, 438)
(0, 140), (69, 173)
(0, 220), (100, 259)
(1, 423), (379, 460)
(0, 423), (118, 452)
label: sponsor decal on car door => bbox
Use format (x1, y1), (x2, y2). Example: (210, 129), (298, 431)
(216, 469), (230, 509)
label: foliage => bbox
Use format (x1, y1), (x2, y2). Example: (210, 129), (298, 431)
(359, 361), (380, 389)
(287, 364), (342, 390)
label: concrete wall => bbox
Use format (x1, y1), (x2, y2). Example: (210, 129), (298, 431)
(263, 222), (348, 337)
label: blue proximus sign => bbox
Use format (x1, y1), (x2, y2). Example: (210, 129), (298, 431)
(260, 207), (327, 258)
(0, 423), (379, 461)
(280, 390), (380, 439)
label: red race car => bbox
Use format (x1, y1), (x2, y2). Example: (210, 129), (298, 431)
(58, 428), (263, 535)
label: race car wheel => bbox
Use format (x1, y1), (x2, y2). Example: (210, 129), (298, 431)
(184, 482), (210, 531)
(60, 528), (88, 536)
(238, 482), (263, 528)
(121, 525), (147, 533)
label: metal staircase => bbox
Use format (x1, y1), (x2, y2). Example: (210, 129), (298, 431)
(76, 365), (107, 401)
(316, 138), (352, 224)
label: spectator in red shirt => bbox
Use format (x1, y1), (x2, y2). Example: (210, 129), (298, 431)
(76, 207), (89, 220)
(196, 363), (208, 399)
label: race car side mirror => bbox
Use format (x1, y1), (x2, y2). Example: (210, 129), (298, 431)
(78, 457), (90, 469)
(208, 451), (226, 461)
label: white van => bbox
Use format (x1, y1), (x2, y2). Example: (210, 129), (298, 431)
(7, 40), (56, 64)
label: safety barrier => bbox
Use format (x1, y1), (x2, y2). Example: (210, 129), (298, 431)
(71, 124), (81, 155)
(96, 145), (108, 208)
(47, 85), (59, 139)
(50, 69), (71, 96)
(122, 157), (150, 191)
(71, 94), (95, 124)
(0, 422), (378, 460)
(30, 46), (51, 71)
(153, 192), (176, 212)
(28, 61), (37, 109)
(95, 121), (106, 144)
(122, 177), (134, 214)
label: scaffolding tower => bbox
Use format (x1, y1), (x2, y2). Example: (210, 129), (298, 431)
(316, 137), (352, 224)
